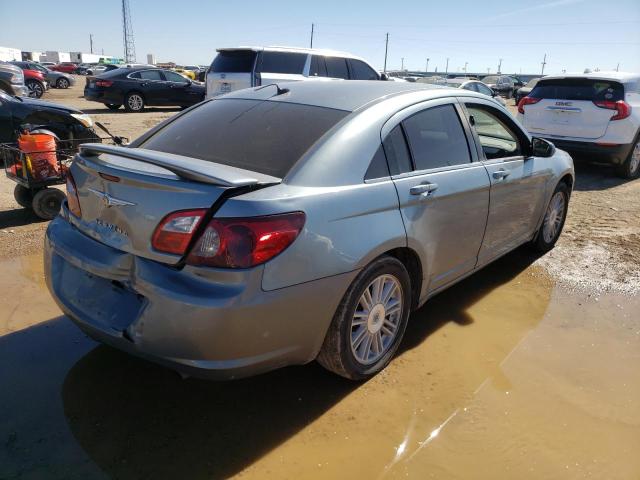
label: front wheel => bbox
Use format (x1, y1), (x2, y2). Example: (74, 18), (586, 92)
(56, 77), (70, 89)
(124, 92), (144, 112)
(531, 183), (569, 252)
(617, 137), (640, 180)
(26, 79), (44, 98)
(32, 188), (66, 220)
(317, 256), (412, 380)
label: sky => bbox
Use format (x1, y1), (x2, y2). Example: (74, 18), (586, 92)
(1, 0), (639, 75)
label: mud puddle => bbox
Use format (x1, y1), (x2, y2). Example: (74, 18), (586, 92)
(0, 250), (639, 479)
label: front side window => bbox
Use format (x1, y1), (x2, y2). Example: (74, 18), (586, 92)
(163, 70), (189, 83)
(138, 70), (163, 81)
(465, 105), (521, 159)
(349, 60), (379, 80)
(402, 104), (471, 171)
(325, 57), (349, 80)
(258, 52), (307, 75)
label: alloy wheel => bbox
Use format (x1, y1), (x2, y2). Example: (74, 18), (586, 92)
(542, 191), (566, 244)
(127, 94), (143, 111)
(350, 274), (403, 365)
(58, 78), (69, 88)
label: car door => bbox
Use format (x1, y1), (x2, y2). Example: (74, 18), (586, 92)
(460, 99), (552, 266)
(384, 98), (491, 295)
(162, 70), (198, 106)
(131, 69), (167, 106)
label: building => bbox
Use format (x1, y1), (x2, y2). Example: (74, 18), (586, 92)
(147, 54), (155, 65)
(21, 51), (42, 61)
(40, 51), (71, 63)
(0, 46), (22, 62)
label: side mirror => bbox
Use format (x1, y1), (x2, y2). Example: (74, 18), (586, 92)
(531, 137), (556, 157)
(380, 73), (389, 81)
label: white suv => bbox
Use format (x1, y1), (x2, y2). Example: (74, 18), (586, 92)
(205, 46), (382, 99)
(517, 72), (640, 178)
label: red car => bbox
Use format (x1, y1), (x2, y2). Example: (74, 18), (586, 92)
(51, 62), (78, 74)
(23, 69), (47, 98)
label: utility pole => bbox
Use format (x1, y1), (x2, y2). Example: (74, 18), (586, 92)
(487, 67), (490, 74)
(445, 57), (449, 75)
(425, 57), (430, 73)
(383, 33), (389, 73)
(90, 34), (93, 54)
(616, 62), (620, 72)
(497, 58), (502, 74)
(401, 57), (405, 71)
(541, 53), (547, 76)
(310, 23), (314, 49)
(463, 61), (468, 74)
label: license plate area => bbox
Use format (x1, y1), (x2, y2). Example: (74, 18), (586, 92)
(220, 83), (231, 93)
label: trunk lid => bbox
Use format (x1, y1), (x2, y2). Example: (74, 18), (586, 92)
(522, 78), (625, 140)
(206, 49), (257, 98)
(69, 144), (279, 265)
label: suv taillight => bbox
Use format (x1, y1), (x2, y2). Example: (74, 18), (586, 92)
(593, 100), (631, 121)
(517, 96), (541, 114)
(95, 80), (113, 87)
(65, 173), (82, 217)
(186, 212), (305, 268)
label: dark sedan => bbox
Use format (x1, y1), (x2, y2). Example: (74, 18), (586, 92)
(84, 67), (205, 112)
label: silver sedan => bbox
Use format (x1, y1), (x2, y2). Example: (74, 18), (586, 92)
(44, 81), (574, 380)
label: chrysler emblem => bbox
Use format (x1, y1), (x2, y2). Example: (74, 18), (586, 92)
(88, 188), (136, 208)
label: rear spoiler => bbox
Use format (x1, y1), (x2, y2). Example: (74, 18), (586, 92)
(78, 143), (280, 187)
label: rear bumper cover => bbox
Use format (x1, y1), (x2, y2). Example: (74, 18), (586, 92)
(542, 138), (634, 165)
(44, 212), (355, 380)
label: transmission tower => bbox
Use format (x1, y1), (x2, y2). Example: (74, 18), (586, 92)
(122, 0), (136, 63)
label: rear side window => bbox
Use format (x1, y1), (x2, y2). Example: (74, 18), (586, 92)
(364, 146), (390, 180)
(258, 52), (307, 75)
(141, 99), (349, 178)
(402, 104), (471, 170)
(138, 70), (163, 81)
(310, 55), (327, 77)
(325, 57), (349, 80)
(383, 125), (413, 175)
(530, 79), (624, 101)
(349, 60), (379, 80)
(209, 50), (256, 73)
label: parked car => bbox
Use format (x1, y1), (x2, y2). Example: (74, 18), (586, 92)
(514, 77), (540, 104)
(438, 78), (507, 106)
(482, 75), (515, 99)
(51, 62), (79, 74)
(84, 66), (205, 111)
(510, 76), (525, 90)
(45, 81), (574, 381)
(23, 69), (48, 98)
(11, 61), (75, 89)
(173, 67), (196, 80)
(0, 61), (29, 96)
(76, 63), (97, 75)
(517, 72), (640, 178)
(39, 62), (56, 67)
(206, 46), (382, 98)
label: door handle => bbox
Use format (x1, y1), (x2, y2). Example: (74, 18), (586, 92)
(410, 182), (439, 197)
(492, 169), (510, 180)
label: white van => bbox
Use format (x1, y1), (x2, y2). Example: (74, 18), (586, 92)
(205, 46), (383, 98)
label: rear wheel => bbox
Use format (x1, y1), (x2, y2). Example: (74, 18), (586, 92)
(617, 136), (640, 180)
(26, 79), (44, 98)
(56, 77), (70, 89)
(531, 183), (569, 252)
(32, 188), (65, 220)
(317, 256), (412, 380)
(105, 103), (121, 110)
(124, 92), (144, 112)
(13, 184), (33, 209)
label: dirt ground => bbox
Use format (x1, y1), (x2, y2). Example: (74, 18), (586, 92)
(1, 79), (639, 480)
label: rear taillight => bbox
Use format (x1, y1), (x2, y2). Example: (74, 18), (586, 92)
(593, 100), (631, 121)
(95, 80), (113, 87)
(65, 173), (82, 217)
(517, 96), (541, 114)
(152, 209), (207, 255)
(186, 212), (305, 268)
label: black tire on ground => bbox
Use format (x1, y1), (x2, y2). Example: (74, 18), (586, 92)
(531, 182), (570, 252)
(105, 103), (121, 110)
(124, 92), (144, 112)
(616, 135), (640, 180)
(56, 77), (70, 89)
(32, 188), (66, 220)
(26, 79), (44, 98)
(13, 184), (33, 209)
(317, 255), (412, 380)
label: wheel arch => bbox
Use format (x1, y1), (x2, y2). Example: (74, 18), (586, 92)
(381, 247), (423, 311)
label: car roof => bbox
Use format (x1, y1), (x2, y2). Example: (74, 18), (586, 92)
(217, 45), (368, 62)
(540, 71), (640, 83)
(221, 80), (472, 112)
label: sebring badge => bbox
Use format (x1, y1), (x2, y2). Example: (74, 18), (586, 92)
(87, 188), (136, 208)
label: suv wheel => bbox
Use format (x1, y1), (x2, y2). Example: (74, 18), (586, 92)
(56, 77), (70, 89)
(124, 92), (144, 112)
(531, 182), (569, 252)
(617, 136), (640, 180)
(26, 79), (44, 98)
(317, 256), (412, 380)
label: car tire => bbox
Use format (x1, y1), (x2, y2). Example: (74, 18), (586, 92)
(124, 92), (144, 112)
(56, 77), (70, 89)
(616, 135), (640, 180)
(105, 103), (121, 111)
(531, 182), (570, 252)
(13, 184), (33, 209)
(32, 188), (65, 220)
(26, 79), (44, 98)
(317, 255), (412, 380)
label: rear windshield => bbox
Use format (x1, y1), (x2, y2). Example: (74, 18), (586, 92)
(141, 99), (350, 178)
(209, 50), (256, 73)
(530, 78), (624, 101)
(257, 51), (307, 74)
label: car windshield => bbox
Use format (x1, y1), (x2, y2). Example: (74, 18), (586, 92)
(141, 99), (350, 178)
(530, 78), (624, 101)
